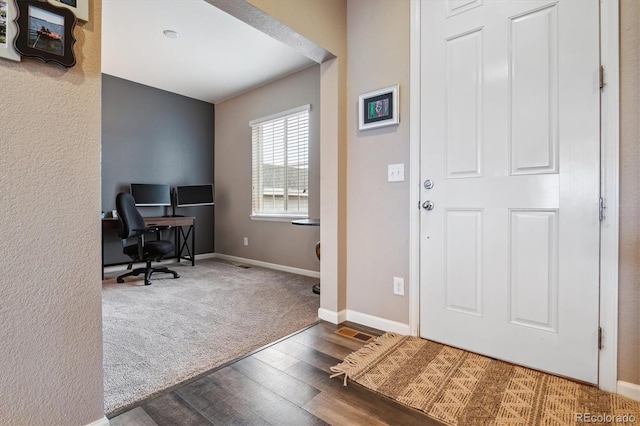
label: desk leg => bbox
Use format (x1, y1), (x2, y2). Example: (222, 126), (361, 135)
(191, 220), (196, 266)
(176, 223), (195, 266)
(175, 226), (181, 261)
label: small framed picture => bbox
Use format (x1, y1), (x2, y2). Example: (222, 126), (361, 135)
(358, 85), (399, 131)
(14, 1), (76, 67)
(48, 0), (88, 22)
(0, 0), (21, 61)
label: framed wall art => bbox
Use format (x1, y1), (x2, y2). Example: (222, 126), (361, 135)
(14, 0), (76, 67)
(0, 0), (20, 61)
(358, 84), (399, 131)
(48, 0), (88, 22)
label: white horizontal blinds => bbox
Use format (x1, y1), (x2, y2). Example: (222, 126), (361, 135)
(251, 105), (310, 216)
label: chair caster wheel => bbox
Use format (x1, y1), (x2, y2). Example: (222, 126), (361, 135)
(117, 278), (124, 283)
(173, 273), (180, 279)
(144, 281), (152, 286)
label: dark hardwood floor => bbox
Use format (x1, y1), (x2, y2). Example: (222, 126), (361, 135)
(108, 321), (444, 426)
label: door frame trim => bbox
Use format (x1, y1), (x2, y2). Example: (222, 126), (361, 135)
(597, 0), (620, 393)
(408, 0), (620, 391)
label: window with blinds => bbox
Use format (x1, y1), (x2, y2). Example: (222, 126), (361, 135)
(250, 105), (310, 219)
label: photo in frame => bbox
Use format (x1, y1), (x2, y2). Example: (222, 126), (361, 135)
(48, 0), (87, 22)
(14, 0), (76, 67)
(0, 0), (20, 61)
(358, 85), (399, 131)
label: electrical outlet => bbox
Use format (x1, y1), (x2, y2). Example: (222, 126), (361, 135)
(393, 277), (404, 296)
(388, 163), (405, 182)
(243, 237), (249, 246)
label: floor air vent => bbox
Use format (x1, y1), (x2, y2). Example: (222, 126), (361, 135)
(334, 327), (375, 343)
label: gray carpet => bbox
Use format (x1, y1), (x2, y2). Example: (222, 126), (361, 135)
(102, 257), (320, 416)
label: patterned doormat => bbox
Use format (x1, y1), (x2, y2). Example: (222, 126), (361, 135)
(330, 333), (640, 425)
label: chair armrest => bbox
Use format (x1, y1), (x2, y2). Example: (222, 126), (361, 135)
(132, 226), (171, 233)
(134, 226), (172, 241)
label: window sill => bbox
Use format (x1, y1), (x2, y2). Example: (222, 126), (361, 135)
(250, 214), (309, 223)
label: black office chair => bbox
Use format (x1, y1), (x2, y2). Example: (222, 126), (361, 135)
(115, 192), (180, 286)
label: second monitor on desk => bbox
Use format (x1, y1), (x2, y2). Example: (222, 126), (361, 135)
(127, 183), (214, 217)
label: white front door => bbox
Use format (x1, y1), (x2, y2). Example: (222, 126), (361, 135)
(419, 0), (601, 383)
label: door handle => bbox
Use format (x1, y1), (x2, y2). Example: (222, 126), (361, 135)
(422, 200), (434, 211)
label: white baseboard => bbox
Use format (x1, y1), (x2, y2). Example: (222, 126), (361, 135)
(103, 252), (319, 279)
(195, 252), (217, 260)
(87, 416), (109, 426)
(345, 310), (411, 335)
(213, 253), (320, 278)
(318, 308), (347, 324)
(617, 380), (640, 401)
(317, 308), (410, 335)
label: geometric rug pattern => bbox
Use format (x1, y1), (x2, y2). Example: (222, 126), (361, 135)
(331, 333), (640, 425)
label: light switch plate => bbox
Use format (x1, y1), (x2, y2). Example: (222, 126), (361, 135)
(388, 163), (404, 182)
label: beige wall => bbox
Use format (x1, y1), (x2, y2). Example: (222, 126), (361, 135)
(619, 0), (640, 385)
(0, 1), (104, 424)
(215, 65), (321, 270)
(346, 0), (411, 323)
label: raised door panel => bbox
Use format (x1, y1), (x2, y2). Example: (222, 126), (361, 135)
(445, 210), (483, 316)
(446, 29), (483, 178)
(509, 210), (558, 332)
(509, 5), (559, 175)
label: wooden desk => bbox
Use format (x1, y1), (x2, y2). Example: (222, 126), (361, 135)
(102, 216), (196, 277)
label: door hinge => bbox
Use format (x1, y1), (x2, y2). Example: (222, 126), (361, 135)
(599, 65), (605, 89)
(598, 327), (603, 350)
(599, 197), (605, 221)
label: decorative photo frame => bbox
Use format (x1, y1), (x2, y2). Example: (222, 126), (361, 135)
(358, 84), (399, 131)
(47, 0), (87, 22)
(14, 0), (76, 67)
(0, 0), (20, 61)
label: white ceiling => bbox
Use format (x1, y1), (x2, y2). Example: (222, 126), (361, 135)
(101, 0), (317, 104)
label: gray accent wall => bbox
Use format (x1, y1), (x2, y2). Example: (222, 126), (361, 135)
(215, 65), (321, 272)
(102, 74), (215, 264)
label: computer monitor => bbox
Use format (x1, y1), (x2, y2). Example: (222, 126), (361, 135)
(175, 184), (215, 207)
(130, 183), (171, 207)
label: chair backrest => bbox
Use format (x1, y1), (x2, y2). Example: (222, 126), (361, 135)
(116, 192), (146, 239)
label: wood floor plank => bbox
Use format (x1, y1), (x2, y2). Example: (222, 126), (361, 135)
(269, 338), (343, 372)
(231, 356), (320, 407)
(303, 392), (387, 426)
(285, 359), (444, 425)
(252, 346), (300, 371)
(201, 366), (328, 426)
(142, 392), (213, 426)
(108, 406), (159, 426)
(174, 377), (271, 426)
(290, 329), (356, 360)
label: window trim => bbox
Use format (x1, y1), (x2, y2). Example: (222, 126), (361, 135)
(250, 213), (309, 222)
(249, 104), (311, 127)
(250, 104), (311, 219)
